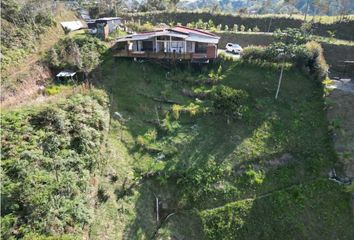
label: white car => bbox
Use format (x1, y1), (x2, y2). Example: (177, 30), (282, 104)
(226, 43), (243, 54)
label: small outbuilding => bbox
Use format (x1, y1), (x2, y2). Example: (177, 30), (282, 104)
(56, 71), (77, 83)
(60, 21), (85, 32)
(87, 17), (122, 39)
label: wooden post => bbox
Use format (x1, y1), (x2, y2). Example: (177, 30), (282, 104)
(275, 61), (285, 100)
(169, 36), (172, 53)
(155, 37), (157, 53)
(156, 196), (159, 222)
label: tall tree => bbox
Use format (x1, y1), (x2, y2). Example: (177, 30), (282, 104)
(79, 45), (100, 85)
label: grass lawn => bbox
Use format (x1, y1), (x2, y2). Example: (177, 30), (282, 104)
(89, 54), (354, 239)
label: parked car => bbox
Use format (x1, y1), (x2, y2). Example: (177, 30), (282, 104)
(226, 43), (243, 54)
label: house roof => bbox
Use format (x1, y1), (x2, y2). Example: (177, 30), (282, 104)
(171, 26), (219, 38)
(60, 21), (85, 32)
(116, 27), (220, 44)
(97, 17), (121, 21)
(56, 71), (76, 77)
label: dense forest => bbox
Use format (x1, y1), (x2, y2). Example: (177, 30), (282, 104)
(78, 0), (353, 15)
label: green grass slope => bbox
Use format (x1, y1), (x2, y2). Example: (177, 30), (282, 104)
(1, 89), (109, 239)
(201, 180), (353, 240)
(89, 55), (354, 239)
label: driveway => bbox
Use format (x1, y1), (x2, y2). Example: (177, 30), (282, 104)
(327, 79), (354, 94)
(218, 49), (241, 60)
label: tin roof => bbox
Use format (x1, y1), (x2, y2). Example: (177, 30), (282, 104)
(171, 26), (219, 38)
(56, 71), (76, 77)
(60, 21), (85, 32)
(116, 27), (220, 44)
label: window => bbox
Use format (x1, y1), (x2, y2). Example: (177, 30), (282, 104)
(171, 37), (184, 41)
(142, 41), (153, 51)
(157, 36), (169, 40)
(195, 42), (208, 53)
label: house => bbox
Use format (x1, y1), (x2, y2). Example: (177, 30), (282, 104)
(87, 17), (122, 39)
(113, 26), (220, 63)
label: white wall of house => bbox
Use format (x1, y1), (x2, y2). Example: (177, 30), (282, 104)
(130, 38), (205, 54)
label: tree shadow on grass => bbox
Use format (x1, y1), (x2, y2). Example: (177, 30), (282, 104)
(200, 178), (354, 240)
(90, 55), (347, 239)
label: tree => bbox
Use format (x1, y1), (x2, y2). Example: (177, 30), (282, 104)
(139, 0), (168, 11)
(48, 47), (60, 68)
(169, 0), (180, 10)
(79, 45), (100, 85)
(270, 27), (312, 99)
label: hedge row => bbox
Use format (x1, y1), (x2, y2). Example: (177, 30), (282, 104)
(122, 11), (354, 41)
(217, 32), (354, 78)
(217, 32), (274, 48)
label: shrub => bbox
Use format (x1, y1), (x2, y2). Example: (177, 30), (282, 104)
(305, 41), (328, 80)
(233, 24), (238, 32)
(97, 186), (109, 203)
(187, 21), (195, 28)
(1, 91), (109, 238)
(240, 25), (245, 32)
(208, 65), (224, 83)
(242, 46), (268, 61)
(242, 168), (265, 185)
(44, 85), (62, 95)
(208, 19), (215, 29)
(210, 85), (249, 120)
(177, 158), (225, 202)
(136, 129), (157, 147)
(126, 21), (154, 32)
(162, 113), (180, 133)
(253, 26), (260, 32)
(47, 35), (107, 71)
(172, 104), (183, 119)
(196, 19), (204, 29)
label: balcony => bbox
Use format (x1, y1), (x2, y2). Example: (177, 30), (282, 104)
(113, 50), (209, 60)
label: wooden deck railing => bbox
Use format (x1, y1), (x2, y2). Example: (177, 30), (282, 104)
(113, 50), (209, 60)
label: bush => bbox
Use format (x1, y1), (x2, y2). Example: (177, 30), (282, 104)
(253, 26), (260, 32)
(176, 158), (225, 203)
(240, 25), (245, 32)
(44, 85), (62, 95)
(233, 24), (238, 32)
(241, 28), (328, 81)
(305, 41), (328, 80)
(242, 46), (268, 61)
(1, 91), (109, 238)
(126, 21), (154, 32)
(210, 85), (249, 120)
(47, 35), (107, 70)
